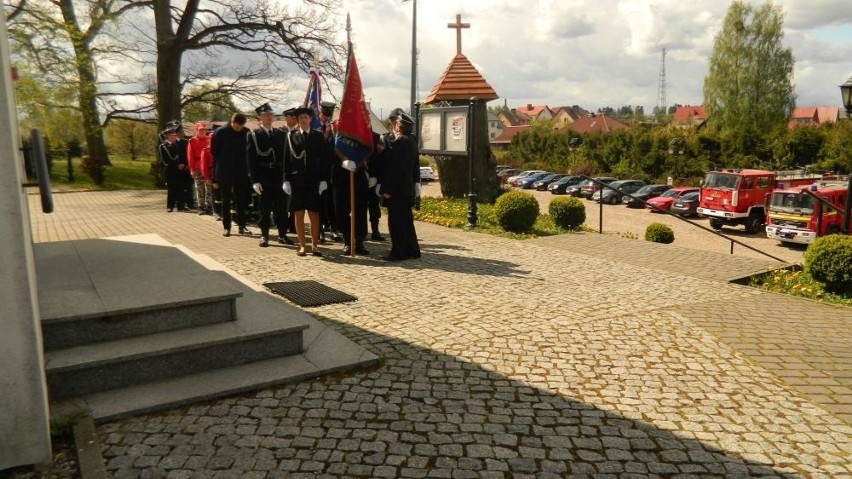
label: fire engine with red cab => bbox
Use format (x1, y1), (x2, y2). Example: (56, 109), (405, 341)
(765, 181), (851, 244)
(697, 169), (818, 234)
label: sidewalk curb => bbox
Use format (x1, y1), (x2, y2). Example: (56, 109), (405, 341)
(72, 414), (107, 479)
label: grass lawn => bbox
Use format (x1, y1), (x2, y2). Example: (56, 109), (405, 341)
(413, 196), (574, 239)
(45, 155), (159, 191)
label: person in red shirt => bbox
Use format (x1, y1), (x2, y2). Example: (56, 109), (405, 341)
(187, 122), (213, 215)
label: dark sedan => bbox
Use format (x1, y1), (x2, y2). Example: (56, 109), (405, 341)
(548, 175), (583, 194)
(623, 184), (671, 208)
(533, 174), (568, 191)
(516, 172), (552, 189)
(565, 183), (585, 197)
(670, 191), (701, 217)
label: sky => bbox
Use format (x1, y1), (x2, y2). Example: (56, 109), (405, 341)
(325, 0), (852, 119)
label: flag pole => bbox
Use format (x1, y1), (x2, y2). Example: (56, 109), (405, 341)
(346, 14), (356, 256)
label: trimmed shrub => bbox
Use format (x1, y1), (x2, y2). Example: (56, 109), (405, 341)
(494, 191), (539, 233)
(804, 234), (852, 294)
(549, 196), (586, 230)
(644, 222), (674, 244)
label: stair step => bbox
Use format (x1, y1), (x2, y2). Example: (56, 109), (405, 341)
(45, 291), (309, 400)
(41, 271), (242, 351)
(50, 302), (380, 423)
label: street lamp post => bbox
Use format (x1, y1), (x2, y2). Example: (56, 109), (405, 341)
(838, 76), (852, 233)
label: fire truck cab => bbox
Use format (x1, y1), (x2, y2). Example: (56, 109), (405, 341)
(697, 169), (777, 234)
(765, 183), (850, 245)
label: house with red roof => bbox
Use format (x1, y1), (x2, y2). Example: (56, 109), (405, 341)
(788, 106), (840, 129)
(671, 105), (706, 128)
(490, 125), (530, 150)
(551, 105), (590, 128)
(559, 113), (628, 134)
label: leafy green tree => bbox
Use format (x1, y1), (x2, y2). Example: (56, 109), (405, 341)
(105, 120), (157, 160)
(703, 1), (795, 155)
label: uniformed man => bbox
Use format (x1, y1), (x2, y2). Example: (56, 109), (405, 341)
(248, 102), (291, 247)
(380, 112), (421, 261)
(158, 125), (187, 212)
(211, 113), (252, 237)
(367, 131), (386, 241)
(320, 101), (342, 243)
(333, 132), (370, 256)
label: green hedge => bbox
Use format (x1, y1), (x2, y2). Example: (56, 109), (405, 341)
(494, 191), (539, 233)
(644, 222), (674, 244)
(804, 235), (852, 294)
(548, 196), (586, 230)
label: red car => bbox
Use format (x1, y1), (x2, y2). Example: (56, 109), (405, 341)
(647, 187), (700, 212)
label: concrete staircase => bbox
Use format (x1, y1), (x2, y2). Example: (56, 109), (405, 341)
(35, 235), (378, 423)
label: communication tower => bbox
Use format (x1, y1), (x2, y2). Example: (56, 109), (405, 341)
(656, 47), (667, 116)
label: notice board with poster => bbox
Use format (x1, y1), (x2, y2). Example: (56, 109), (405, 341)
(418, 106), (469, 156)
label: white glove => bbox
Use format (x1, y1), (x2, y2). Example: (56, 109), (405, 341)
(252, 183), (263, 195)
(342, 160), (357, 171)
(415, 183), (421, 198)
(318, 181), (328, 195)
(375, 184), (382, 197)
(368, 177), (377, 188)
(282, 181), (292, 196)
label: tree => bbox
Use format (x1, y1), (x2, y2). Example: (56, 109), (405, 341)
(152, 0), (347, 132)
(703, 1), (795, 153)
(8, 0), (144, 166)
(182, 84), (239, 122)
(105, 119), (157, 160)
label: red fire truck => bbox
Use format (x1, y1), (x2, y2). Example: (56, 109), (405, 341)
(697, 169), (819, 234)
(765, 182), (851, 244)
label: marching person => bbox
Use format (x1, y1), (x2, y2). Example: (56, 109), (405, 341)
(158, 125), (187, 212)
(320, 101), (342, 243)
(187, 122), (213, 215)
(282, 106), (332, 256)
(211, 113), (252, 237)
(380, 112), (421, 261)
(171, 122), (195, 211)
(248, 102), (292, 247)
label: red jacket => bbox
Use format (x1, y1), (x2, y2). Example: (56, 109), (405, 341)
(187, 135), (212, 179)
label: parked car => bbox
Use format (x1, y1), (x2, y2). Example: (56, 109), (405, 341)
(497, 169), (522, 184)
(580, 176), (618, 198)
(623, 184), (671, 208)
(565, 182), (585, 197)
(591, 180), (646, 204)
(647, 186), (700, 212)
(420, 166), (437, 181)
(533, 173), (567, 191)
(507, 170), (547, 186)
(548, 175), (583, 194)
(496, 165), (512, 173)
(670, 191), (701, 217)
(516, 172), (552, 189)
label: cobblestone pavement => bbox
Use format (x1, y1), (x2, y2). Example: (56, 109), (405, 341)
(30, 191), (852, 478)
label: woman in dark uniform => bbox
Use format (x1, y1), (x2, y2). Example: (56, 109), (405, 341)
(282, 107), (331, 256)
(380, 112), (421, 261)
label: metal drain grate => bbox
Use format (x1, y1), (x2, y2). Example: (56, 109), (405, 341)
(264, 280), (357, 307)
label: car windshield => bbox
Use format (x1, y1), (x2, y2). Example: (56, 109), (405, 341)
(678, 192), (699, 202)
(769, 192), (815, 215)
(537, 174), (556, 182)
(704, 172), (739, 189)
(661, 189), (680, 198)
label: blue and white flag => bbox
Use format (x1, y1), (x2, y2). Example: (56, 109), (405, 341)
(303, 68), (322, 130)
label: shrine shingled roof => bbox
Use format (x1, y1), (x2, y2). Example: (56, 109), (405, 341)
(424, 54), (499, 104)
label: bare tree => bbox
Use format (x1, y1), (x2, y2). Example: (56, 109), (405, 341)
(152, 0), (346, 131)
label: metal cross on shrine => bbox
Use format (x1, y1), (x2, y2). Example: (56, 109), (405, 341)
(447, 14), (470, 55)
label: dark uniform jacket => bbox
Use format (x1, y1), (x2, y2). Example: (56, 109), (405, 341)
(284, 128), (331, 189)
(210, 125), (250, 185)
(247, 126), (286, 186)
(380, 133), (418, 202)
(158, 140), (184, 171)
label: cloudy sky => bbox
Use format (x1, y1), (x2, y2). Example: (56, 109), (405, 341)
(329, 0), (852, 118)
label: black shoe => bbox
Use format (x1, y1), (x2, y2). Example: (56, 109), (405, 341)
(331, 233), (343, 242)
(312, 249), (323, 257)
(355, 244), (370, 255)
(342, 244), (353, 256)
(278, 236), (294, 245)
(371, 233), (386, 241)
(223, 229), (231, 237)
(168, 208), (174, 213)
(239, 227), (252, 235)
(382, 254), (402, 262)
(259, 237), (269, 247)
